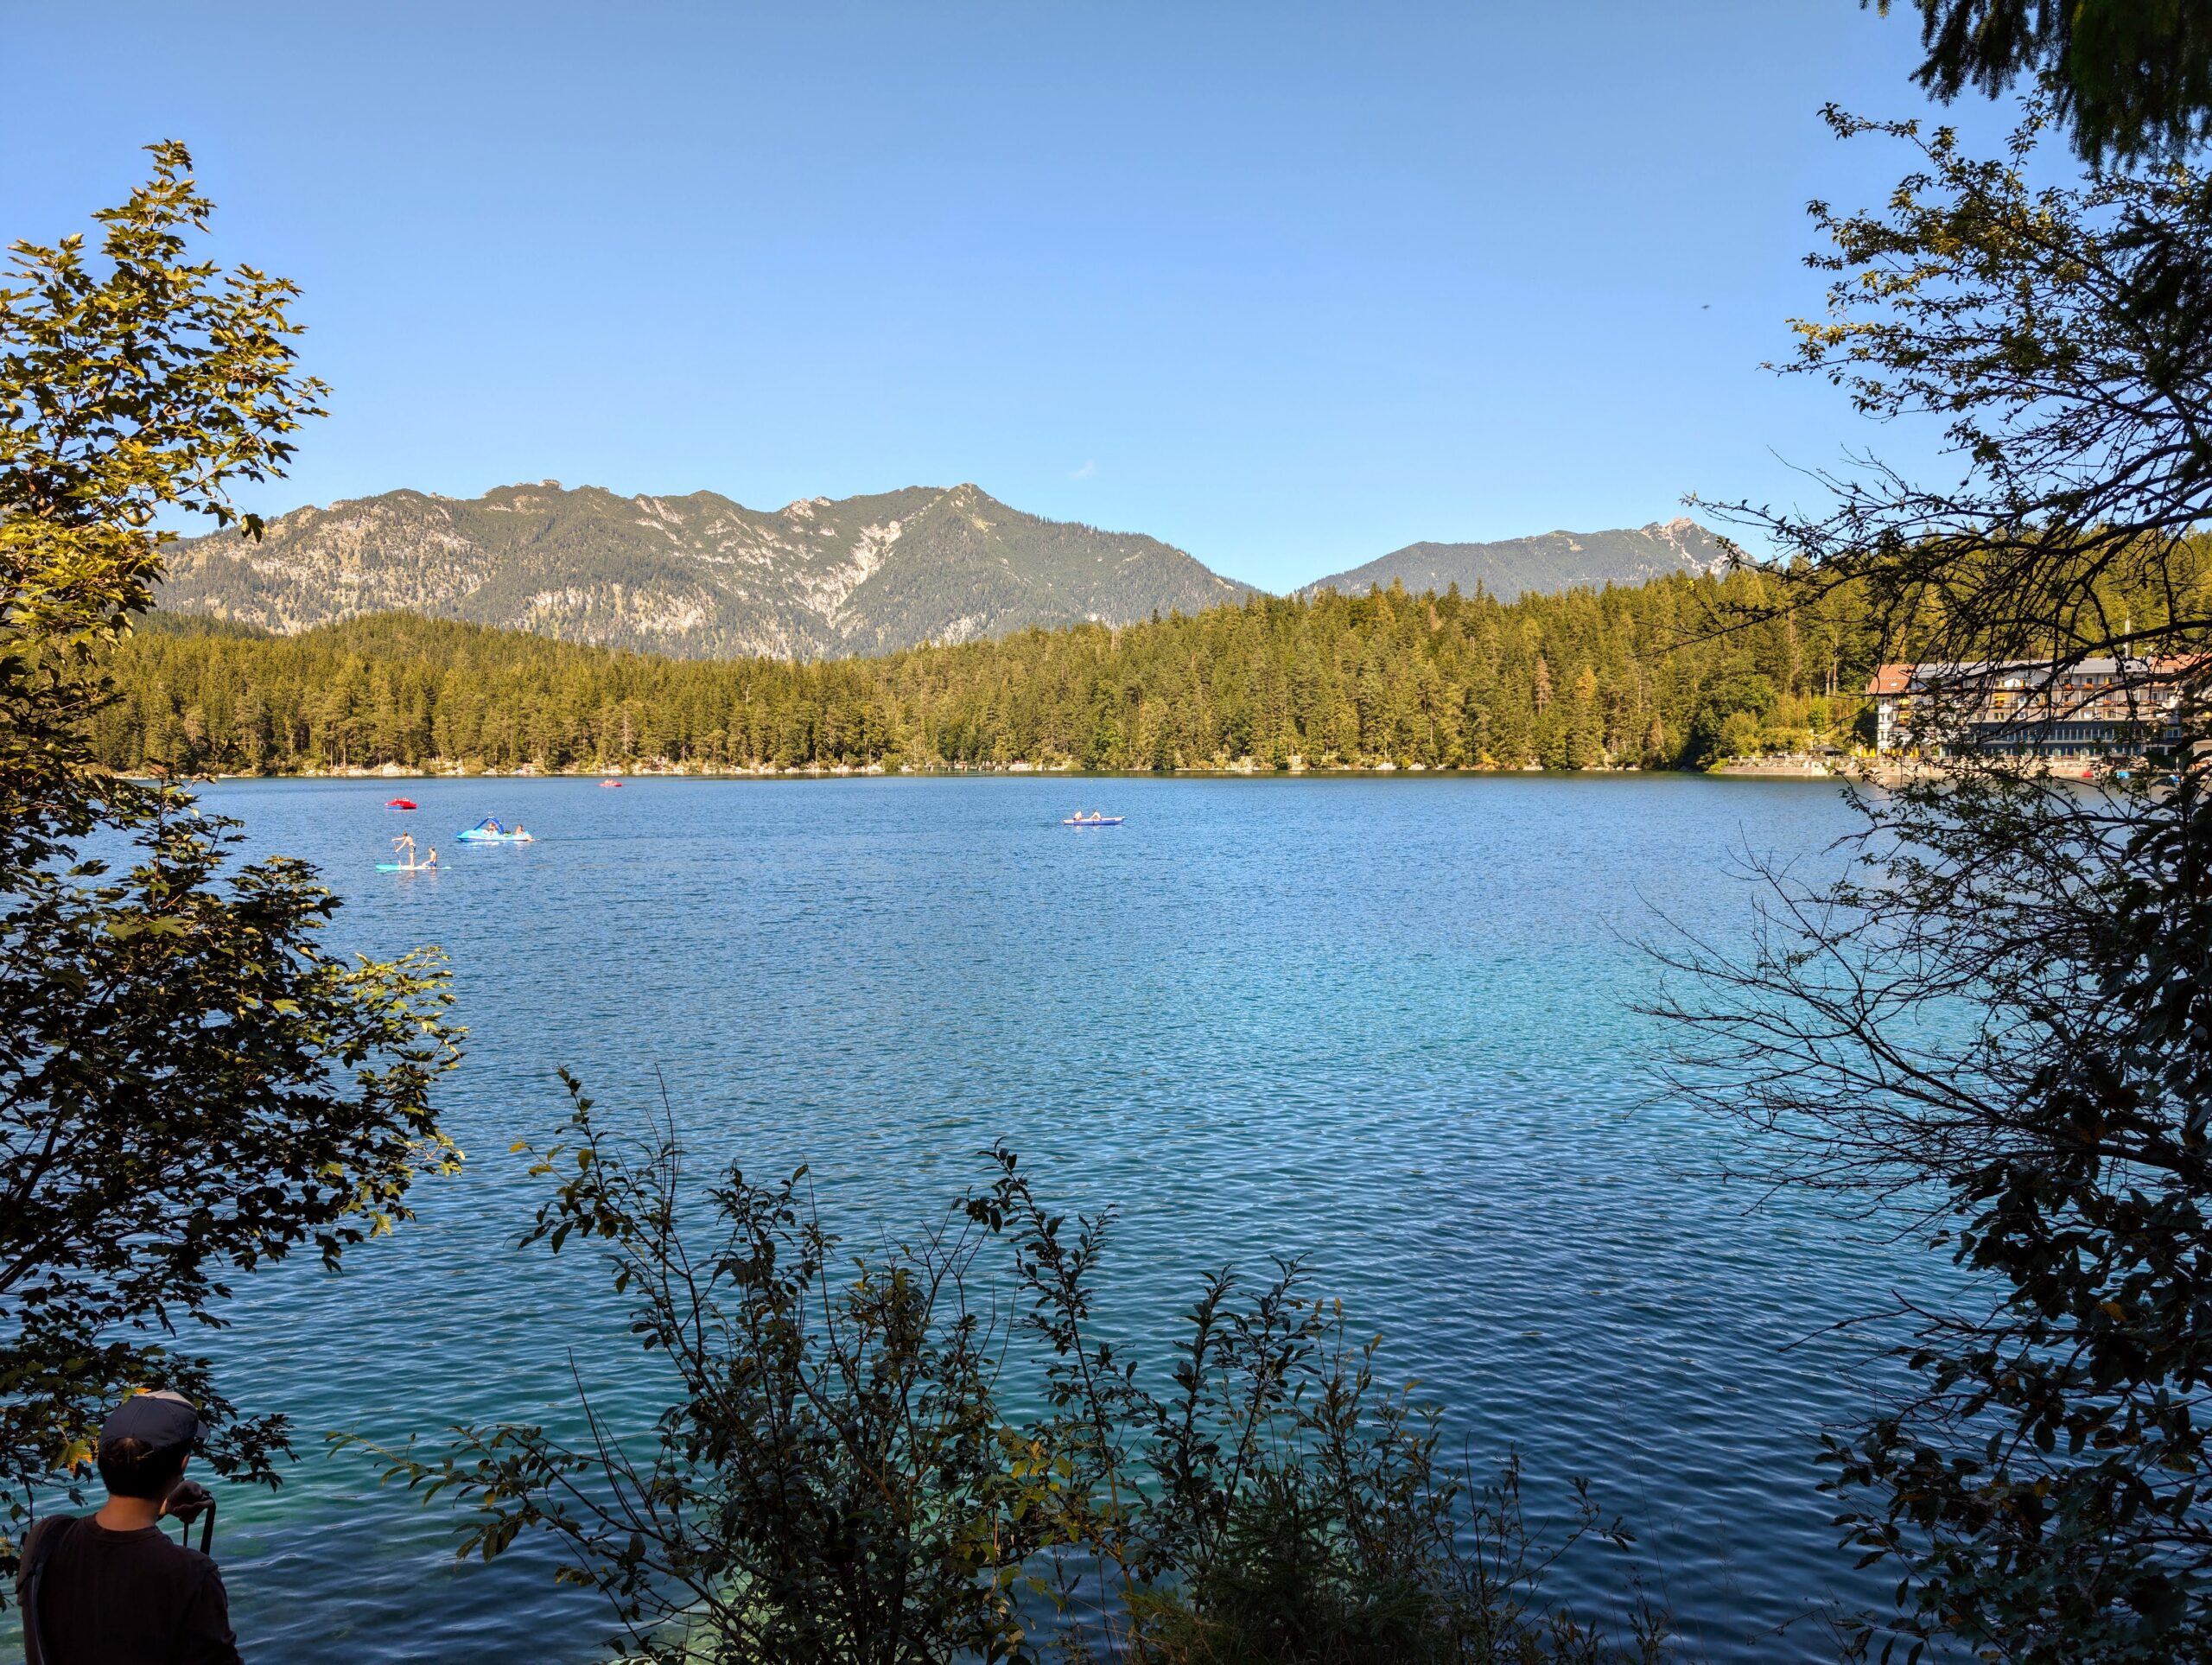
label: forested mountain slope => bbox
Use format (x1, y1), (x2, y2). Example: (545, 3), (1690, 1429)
(1306, 518), (1731, 601)
(108, 567), (1878, 775)
(161, 480), (1251, 658)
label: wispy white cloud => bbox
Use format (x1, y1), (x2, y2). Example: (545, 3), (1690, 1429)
(1070, 459), (1096, 480)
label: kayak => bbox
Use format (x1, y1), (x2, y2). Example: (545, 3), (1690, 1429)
(599, 779), (623, 788)
(385, 798), (417, 810)
(1062, 815), (1124, 827)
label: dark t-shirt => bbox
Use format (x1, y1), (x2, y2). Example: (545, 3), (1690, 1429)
(15, 1515), (240, 1665)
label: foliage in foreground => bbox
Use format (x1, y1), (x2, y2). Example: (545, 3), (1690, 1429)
(0, 145), (461, 1586)
(1669, 100), (2212, 1662)
(0, 801), (461, 1564)
(1884, 0), (2212, 164)
(346, 1077), (1668, 1665)
(1662, 765), (2212, 1662)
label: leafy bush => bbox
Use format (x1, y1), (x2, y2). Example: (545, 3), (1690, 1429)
(348, 1077), (1668, 1664)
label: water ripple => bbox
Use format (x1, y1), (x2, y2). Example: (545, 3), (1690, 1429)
(54, 775), (1948, 1662)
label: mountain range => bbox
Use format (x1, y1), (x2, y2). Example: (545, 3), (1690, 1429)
(161, 481), (1248, 661)
(1301, 518), (1731, 601)
(160, 482), (1728, 660)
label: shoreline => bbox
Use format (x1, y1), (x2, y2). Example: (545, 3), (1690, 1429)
(155, 755), (1867, 785)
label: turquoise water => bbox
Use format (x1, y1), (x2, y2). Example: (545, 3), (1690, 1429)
(40, 776), (1951, 1660)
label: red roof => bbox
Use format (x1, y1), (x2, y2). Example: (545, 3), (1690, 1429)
(1866, 664), (1912, 696)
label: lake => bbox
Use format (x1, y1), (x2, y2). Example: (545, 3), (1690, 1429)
(30, 774), (1954, 1661)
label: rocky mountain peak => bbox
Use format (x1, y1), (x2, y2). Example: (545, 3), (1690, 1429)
(1306, 518), (1732, 603)
(161, 480), (1247, 660)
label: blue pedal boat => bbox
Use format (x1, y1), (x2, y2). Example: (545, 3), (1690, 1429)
(457, 816), (535, 842)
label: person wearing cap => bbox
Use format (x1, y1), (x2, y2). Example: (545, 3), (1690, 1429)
(15, 1390), (241, 1664)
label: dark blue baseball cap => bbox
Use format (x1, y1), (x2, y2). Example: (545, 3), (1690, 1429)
(100, 1391), (201, 1451)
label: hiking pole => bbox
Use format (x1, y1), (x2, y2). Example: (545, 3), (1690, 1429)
(166, 1480), (217, 1554)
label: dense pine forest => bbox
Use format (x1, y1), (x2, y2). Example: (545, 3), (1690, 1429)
(100, 567), (1886, 774)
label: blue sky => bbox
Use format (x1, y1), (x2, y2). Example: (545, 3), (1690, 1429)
(6, 1), (2015, 590)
